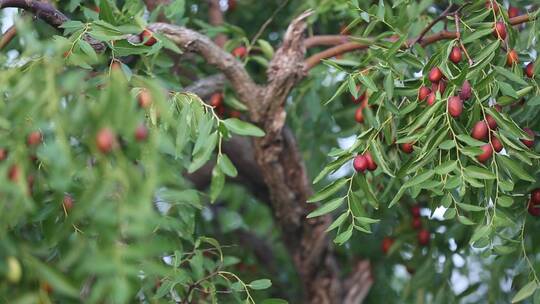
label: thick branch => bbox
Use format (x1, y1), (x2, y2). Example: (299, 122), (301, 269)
(0, 0), (67, 27)
(147, 23), (263, 115)
(305, 42), (368, 70)
(304, 35), (351, 48)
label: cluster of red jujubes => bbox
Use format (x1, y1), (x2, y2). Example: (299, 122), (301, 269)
(381, 204), (430, 255)
(412, 10), (537, 163)
(417, 66), (447, 107)
(528, 189), (540, 216)
(1, 131), (43, 196)
(411, 204), (430, 246)
(353, 151), (377, 173)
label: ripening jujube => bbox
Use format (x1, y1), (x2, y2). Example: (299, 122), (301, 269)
(27, 131), (42, 146)
(459, 80), (471, 101)
(96, 128), (116, 154)
(381, 237), (394, 254)
(506, 49), (519, 66)
(353, 154), (368, 172)
(140, 29), (157, 46)
(486, 115), (497, 130)
(528, 189), (540, 217)
(400, 143), (414, 154)
(491, 136), (503, 153)
(471, 121), (489, 140)
(477, 144), (493, 163)
(411, 205), (421, 218)
(428, 67), (443, 83)
(525, 62), (534, 78)
(508, 6), (520, 18)
(426, 92), (436, 106)
(417, 229), (430, 246)
(418, 86), (431, 101)
(137, 89), (152, 108)
(449, 46), (462, 64)
(447, 96), (463, 118)
(521, 128), (536, 148)
(493, 22), (507, 40)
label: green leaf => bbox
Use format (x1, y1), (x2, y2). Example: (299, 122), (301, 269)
(403, 170), (435, 188)
(473, 40), (500, 64)
(218, 154), (238, 177)
(99, 0), (116, 23)
(464, 166), (496, 180)
(313, 156), (350, 184)
(326, 212), (349, 232)
(384, 71), (394, 100)
(493, 66), (529, 86)
(188, 132), (218, 173)
(334, 225), (353, 245)
(249, 279), (272, 290)
(470, 225), (491, 243)
(498, 156), (536, 182)
(308, 178), (348, 203)
(456, 202), (484, 212)
(356, 175), (379, 209)
(498, 81), (518, 99)
(223, 95), (248, 111)
(210, 166), (225, 203)
(257, 39), (274, 59)
(512, 281), (538, 303)
(358, 73), (378, 92)
(457, 215), (475, 225)
(388, 187), (405, 208)
(457, 134), (487, 146)
(307, 197), (344, 218)
(435, 161), (457, 175)
(78, 40), (98, 62)
(369, 141), (394, 177)
(439, 140), (455, 150)
(406, 102), (443, 136)
(462, 28), (493, 44)
(223, 118), (265, 137)
(444, 208), (456, 219)
(498, 195), (514, 207)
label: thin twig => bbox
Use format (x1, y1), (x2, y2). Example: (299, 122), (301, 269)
(249, 0), (289, 47)
(455, 13), (474, 65)
(0, 25), (16, 49)
(408, 4), (457, 48)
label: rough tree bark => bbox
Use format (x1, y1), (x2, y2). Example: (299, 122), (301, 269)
(151, 12), (375, 303)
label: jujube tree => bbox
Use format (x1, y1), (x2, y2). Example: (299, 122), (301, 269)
(0, 0), (540, 303)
